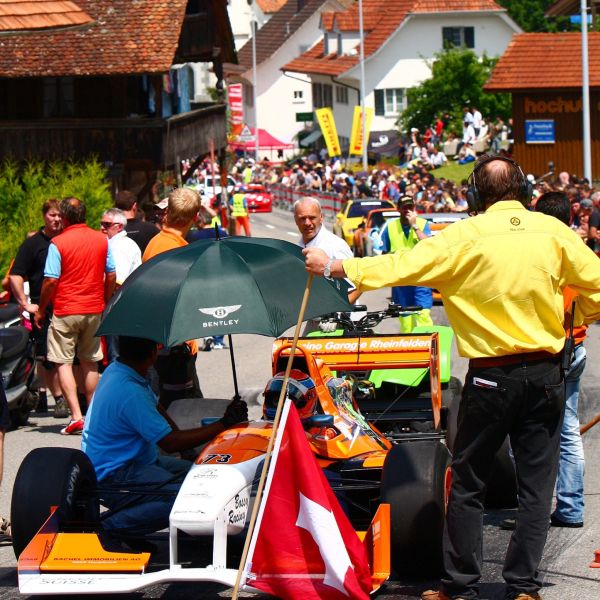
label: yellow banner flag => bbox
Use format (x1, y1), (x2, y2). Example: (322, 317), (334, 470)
(349, 106), (374, 156)
(315, 107), (341, 157)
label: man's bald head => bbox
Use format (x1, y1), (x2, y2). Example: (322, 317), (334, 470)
(294, 197), (323, 244)
(474, 155), (528, 206)
(59, 197), (86, 225)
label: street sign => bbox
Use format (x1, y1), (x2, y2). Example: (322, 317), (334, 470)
(525, 120), (555, 144)
(296, 112), (314, 122)
(238, 124), (255, 143)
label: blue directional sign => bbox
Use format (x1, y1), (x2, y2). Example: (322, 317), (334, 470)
(525, 120), (555, 144)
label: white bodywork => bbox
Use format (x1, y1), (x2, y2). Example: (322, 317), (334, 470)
(19, 456), (263, 595)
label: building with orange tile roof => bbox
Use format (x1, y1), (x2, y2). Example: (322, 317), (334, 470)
(486, 32), (600, 180)
(0, 0), (236, 199)
(280, 0), (519, 152)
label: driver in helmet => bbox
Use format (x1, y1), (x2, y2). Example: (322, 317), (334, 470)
(263, 369), (317, 421)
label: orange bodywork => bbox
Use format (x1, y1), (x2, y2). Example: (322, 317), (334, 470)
(18, 508), (150, 575)
(357, 503), (391, 591)
(274, 334), (442, 430)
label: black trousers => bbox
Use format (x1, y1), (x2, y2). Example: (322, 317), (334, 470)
(441, 357), (564, 600)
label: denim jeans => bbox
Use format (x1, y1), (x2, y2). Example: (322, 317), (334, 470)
(100, 455), (191, 535)
(441, 357), (564, 600)
(554, 343), (586, 523)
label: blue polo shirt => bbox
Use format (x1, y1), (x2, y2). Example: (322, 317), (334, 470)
(81, 361), (172, 481)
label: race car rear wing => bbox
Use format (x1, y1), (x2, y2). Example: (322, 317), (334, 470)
(274, 333), (442, 429)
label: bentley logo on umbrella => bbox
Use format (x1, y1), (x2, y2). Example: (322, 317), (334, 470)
(199, 305), (242, 319)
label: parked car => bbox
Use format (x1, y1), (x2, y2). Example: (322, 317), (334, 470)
(197, 175), (236, 200)
(333, 199), (395, 246)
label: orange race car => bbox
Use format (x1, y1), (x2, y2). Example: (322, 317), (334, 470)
(12, 330), (451, 596)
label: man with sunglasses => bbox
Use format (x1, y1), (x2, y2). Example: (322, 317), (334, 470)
(100, 208), (141, 288)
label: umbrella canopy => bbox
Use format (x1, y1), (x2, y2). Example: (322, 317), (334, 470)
(97, 237), (350, 346)
(230, 128), (295, 152)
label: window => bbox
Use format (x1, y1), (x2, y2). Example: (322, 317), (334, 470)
(335, 85), (348, 105)
(294, 90), (304, 99)
(374, 88), (407, 117)
(442, 26), (474, 49)
(312, 82), (333, 109)
(43, 77), (74, 117)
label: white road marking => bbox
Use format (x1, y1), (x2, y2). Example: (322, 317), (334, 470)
(265, 224), (275, 229)
(286, 231), (297, 237)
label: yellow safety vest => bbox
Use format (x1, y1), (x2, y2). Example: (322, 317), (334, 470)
(231, 193), (248, 217)
(387, 217), (427, 252)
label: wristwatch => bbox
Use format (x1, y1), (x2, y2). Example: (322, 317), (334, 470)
(323, 258), (334, 279)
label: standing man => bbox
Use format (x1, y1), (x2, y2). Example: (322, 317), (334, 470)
(100, 207), (142, 363)
(535, 192), (587, 529)
(230, 186), (252, 236)
(100, 208), (141, 287)
(304, 155), (600, 600)
(35, 198), (116, 435)
(294, 196), (358, 305)
(10, 199), (67, 416)
(380, 196), (433, 332)
(114, 190), (159, 253)
(143, 188), (202, 406)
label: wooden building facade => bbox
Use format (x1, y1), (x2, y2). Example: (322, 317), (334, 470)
(486, 32), (600, 180)
(0, 0), (236, 197)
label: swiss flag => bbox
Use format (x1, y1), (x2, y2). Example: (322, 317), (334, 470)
(244, 401), (372, 599)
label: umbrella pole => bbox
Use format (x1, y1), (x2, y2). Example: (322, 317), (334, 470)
(232, 273), (314, 599)
(228, 334), (241, 402)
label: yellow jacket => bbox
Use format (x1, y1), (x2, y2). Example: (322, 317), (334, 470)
(343, 201), (600, 358)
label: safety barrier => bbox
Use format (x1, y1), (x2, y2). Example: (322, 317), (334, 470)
(267, 184), (344, 220)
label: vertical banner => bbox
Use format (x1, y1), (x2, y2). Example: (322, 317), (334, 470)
(315, 107), (341, 157)
(228, 83), (244, 138)
(349, 106), (374, 156)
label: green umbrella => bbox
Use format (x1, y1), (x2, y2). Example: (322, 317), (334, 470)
(98, 236), (350, 345)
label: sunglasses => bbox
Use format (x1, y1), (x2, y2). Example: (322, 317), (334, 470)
(100, 221), (117, 228)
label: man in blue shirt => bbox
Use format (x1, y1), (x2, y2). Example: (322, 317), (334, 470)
(82, 336), (247, 534)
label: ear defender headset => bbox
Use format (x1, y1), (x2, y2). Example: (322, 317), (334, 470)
(466, 155), (533, 214)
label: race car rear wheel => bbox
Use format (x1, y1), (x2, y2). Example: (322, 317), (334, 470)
(11, 447), (99, 558)
(381, 440), (451, 576)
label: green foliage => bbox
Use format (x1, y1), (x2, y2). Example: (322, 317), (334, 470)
(398, 47), (512, 135)
(430, 162), (474, 184)
(496, 0), (576, 33)
(0, 158), (112, 275)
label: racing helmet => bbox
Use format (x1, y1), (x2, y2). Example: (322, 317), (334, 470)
(263, 369), (317, 420)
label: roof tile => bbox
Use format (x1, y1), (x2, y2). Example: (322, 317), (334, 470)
(0, 0), (92, 31)
(485, 32), (600, 90)
(0, 0), (190, 76)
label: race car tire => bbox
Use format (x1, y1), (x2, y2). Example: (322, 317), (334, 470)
(11, 447), (99, 558)
(381, 440), (451, 576)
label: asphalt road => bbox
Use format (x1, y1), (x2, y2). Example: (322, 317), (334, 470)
(0, 208), (599, 599)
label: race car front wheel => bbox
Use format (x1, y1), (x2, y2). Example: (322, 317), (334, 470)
(11, 447), (99, 559)
(381, 439), (451, 576)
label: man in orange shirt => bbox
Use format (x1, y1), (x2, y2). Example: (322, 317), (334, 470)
(143, 188), (202, 406)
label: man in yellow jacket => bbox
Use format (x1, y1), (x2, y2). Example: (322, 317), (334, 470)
(304, 155), (600, 600)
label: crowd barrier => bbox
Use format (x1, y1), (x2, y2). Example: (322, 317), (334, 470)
(267, 184), (344, 219)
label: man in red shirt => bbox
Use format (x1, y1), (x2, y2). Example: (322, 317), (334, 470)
(36, 198), (116, 435)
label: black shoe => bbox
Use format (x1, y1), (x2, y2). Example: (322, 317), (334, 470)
(550, 514), (583, 528)
(35, 392), (48, 413)
(500, 517), (516, 530)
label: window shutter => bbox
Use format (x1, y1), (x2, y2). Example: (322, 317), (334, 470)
(374, 89), (384, 116)
(465, 27), (475, 49)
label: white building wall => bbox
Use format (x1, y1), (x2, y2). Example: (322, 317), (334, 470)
(243, 2), (345, 146)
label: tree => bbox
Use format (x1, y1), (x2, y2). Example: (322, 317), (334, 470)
(398, 47), (511, 135)
(497, 0), (575, 33)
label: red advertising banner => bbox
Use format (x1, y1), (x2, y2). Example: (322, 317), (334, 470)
(228, 83), (244, 138)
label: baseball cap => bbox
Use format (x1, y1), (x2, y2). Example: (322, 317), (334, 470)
(398, 196), (415, 206)
(580, 198), (593, 209)
(155, 197), (169, 210)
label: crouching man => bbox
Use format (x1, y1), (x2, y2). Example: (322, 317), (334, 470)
(81, 336), (247, 535)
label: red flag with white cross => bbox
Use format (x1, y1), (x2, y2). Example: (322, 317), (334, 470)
(243, 401), (371, 599)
